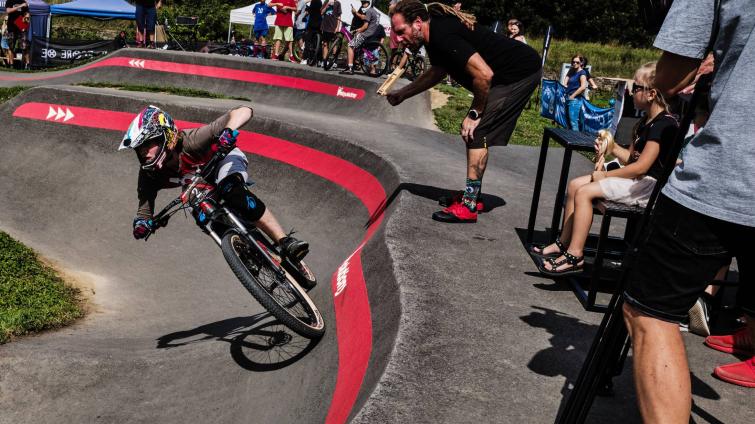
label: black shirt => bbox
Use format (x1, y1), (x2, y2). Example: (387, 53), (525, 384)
(135, 0), (158, 7)
(5, 0), (28, 33)
(633, 113), (678, 180)
(306, 0), (323, 30)
(426, 16), (541, 89)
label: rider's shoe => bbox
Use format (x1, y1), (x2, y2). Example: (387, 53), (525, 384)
(339, 66), (355, 75)
(280, 236), (309, 262)
(431, 202), (477, 223)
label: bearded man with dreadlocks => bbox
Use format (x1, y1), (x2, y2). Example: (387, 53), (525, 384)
(387, 1), (542, 223)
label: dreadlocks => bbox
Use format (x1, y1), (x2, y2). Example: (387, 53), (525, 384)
(391, 0), (477, 31)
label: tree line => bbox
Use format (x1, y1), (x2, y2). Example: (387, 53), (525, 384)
(159, 0), (652, 47)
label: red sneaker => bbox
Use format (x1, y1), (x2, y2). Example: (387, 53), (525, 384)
(714, 356), (755, 388)
(439, 192), (485, 212)
(432, 202), (477, 223)
(705, 327), (755, 356)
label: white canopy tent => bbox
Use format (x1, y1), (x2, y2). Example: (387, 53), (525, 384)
(228, 1), (390, 42)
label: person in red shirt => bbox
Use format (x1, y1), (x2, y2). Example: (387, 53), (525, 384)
(270, 0), (297, 61)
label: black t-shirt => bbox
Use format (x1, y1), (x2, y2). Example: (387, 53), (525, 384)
(426, 15), (541, 89)
(633, 113), (678, 180)
(5, 0), (28, 33)
(306, 0), (323, 30)
(135, 0), (158, 7)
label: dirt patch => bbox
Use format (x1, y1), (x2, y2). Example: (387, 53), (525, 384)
(430, 88), (450, 109)
(39, 257), (100, 316)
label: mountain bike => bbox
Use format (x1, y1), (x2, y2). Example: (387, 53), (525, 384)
(147, 150), (325, 339)
(323, 23), (389, 77)
(389, 47), (426, 81)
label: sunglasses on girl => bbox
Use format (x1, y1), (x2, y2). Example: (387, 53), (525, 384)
(631, 84), (648, 94)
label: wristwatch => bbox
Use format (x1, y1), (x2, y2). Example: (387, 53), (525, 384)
(467, 109), (481, 120)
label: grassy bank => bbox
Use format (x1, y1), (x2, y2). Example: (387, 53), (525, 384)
(433, 84), (613, 147)
(0, 232), (83, 344)
(0, 87), (27, 103)
(1, 88), (83, 344)
(530, 37), (660, 79)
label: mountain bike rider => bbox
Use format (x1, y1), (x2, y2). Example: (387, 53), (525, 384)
(119, 105), (309, 262)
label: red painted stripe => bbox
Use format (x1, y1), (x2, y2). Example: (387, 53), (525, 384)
(12, 102), (384, 423)
(0, 56), (366, 100)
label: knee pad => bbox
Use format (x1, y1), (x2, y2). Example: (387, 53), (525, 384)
(217, 174), (266, 222)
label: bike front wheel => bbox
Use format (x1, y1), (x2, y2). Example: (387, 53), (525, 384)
(221, 229), (325, 338)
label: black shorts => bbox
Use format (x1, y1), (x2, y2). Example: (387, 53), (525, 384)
(624, 194), (755, 323)
(321, 32), (337, 43)
(469, 68), (542, 149)
(9, 31), (29, 52)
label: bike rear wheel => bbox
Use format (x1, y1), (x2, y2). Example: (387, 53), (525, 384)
(221, 229), (325, 338)
(360, 44), (389, 77)
(324, 35), (343, 71)
(407, 56), (426, 81)
(305, 32), (322, 66)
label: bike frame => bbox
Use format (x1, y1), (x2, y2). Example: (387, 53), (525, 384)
(338, 24), (380, 63)
(149, 152), (287, 280)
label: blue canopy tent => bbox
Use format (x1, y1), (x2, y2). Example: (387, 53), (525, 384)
(0, 0), (50, 42)
(50, 0), (135, 20)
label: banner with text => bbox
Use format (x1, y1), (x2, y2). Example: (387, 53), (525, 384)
(32, 38), (115, 67)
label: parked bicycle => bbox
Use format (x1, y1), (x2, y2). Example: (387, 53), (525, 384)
(148, 150), (325, 339)
(323, 23), (389, 77)
(389, 47), (426, 81)
(160, 17), (199, 51)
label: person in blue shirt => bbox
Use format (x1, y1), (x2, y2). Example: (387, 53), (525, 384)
(563, 54), (588, 131)
(252, 0), (276, 58)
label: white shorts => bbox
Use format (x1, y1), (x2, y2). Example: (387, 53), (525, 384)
(598, 176), (657, 208)
(214, 148), (250, 183)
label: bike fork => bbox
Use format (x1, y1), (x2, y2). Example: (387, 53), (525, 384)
(214, 209), (288, 279)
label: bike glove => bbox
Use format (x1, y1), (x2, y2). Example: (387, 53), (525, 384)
(218, 128), (239, 153)
(133, 217), (153, 240)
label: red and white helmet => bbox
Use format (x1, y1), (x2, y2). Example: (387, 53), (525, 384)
(119, 105), (179, 170)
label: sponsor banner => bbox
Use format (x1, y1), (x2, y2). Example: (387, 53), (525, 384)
(32, 38), (115, 68)
(540, 79), (617, 135)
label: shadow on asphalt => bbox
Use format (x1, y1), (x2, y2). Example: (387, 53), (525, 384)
(156, 314), (321, 372)
(366, 182), (506, 228)
(520, 306), (724, 423)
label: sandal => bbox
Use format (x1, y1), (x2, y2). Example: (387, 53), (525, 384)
(538, 250), (584, 277)
(530, 238), (566, 258)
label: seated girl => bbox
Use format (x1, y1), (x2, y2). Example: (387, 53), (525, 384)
(533, 62), (678, 276)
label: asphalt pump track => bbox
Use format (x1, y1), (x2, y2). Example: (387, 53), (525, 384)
(1, 52), (752, 424)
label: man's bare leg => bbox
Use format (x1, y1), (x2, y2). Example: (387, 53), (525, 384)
(255, 209), (287, 242)
(466, 147), (488, 180)
(624, 304), (692, 424)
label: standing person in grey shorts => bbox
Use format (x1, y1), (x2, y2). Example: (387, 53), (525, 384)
(386, 0), (541, 223)
(622, 0), (755, 421)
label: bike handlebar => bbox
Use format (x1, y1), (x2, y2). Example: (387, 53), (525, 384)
(148, 149), (229, 233)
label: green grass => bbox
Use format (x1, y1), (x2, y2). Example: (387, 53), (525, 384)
(433, 84), (613, 147)
(0, 232), (83, 344)
(78, 82), (251, 101)
(0, 86), (27, 103)
(530, 37), (661, 80)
